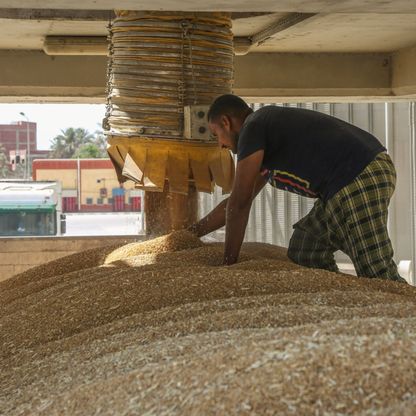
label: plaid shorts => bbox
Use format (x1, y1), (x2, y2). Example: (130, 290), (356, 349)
(287, 152), (405, 282)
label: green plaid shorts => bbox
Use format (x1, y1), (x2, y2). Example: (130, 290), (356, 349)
(287, 152), (405, 282)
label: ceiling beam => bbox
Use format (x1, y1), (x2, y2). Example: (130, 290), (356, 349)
(233, 12), (317, 54)
(0, 8), (114, 20)
(0, 51), (106, 103)
(0, 9), (277, 22)
(234, 52), (394, 102)
(250, 13), (316, 47)
(1, 1), (416, 13)
(392, 44), (416, 97)
(0, 50), (403, 103)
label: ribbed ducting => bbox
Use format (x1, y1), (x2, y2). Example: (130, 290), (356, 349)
(104, 11), (234, 138)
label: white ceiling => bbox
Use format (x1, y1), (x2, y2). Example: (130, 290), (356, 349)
(0, 1), (415, 54)
(1, 0), (416, 13)
(254, 13), (416, 53)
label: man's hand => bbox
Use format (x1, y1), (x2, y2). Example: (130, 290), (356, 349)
(187, 198), (229, 237)
(223, 150), (265, 265)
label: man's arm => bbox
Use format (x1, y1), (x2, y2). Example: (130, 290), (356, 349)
(188, 161), (266, 238)
(187, 197), (228, 237)
(224, 149), (265, 265)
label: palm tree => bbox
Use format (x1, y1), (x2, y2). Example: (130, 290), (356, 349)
(73, 143), (104, 159)
(49, 127), (94, 158)
(93, 127), (108, 157)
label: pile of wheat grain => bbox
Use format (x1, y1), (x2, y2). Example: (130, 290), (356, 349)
(1, 230), (415, 415)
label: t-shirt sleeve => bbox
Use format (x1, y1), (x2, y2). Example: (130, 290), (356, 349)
(237, 119), (267, 162)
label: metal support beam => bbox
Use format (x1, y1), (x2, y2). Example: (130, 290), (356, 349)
(234, 52), (393, 102)
(233, 12), (316, 54)
(1, 1), (416, 13)
(250, 12), (316, 46)
(392, 45), (416, 98)
(0, 8), (114, 20)
(0, 50), (411, 103)
(0, 50), (106, 102)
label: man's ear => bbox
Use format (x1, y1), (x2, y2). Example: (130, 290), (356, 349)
(220, 114), (231, 130)
(229, 114), (244, 131)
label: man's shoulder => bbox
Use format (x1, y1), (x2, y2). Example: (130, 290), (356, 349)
(242, 105), (279, 128)
(252, 105), (282, 118)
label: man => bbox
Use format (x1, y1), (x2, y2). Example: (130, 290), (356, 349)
(188, 94), (406, 282)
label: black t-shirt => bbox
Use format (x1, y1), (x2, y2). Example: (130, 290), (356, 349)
(237, 105), (386, 201)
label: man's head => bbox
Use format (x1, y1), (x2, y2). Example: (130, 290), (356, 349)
(207, 94), (252, 154)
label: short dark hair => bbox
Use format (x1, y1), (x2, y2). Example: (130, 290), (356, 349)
(207, 94), (250, 122)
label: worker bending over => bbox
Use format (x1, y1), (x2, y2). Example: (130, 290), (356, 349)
(189, 94), (406, 283)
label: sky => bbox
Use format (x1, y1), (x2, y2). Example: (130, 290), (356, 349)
(0, 104), (106, 150)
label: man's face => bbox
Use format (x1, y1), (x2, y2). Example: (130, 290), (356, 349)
(208, 115), (239, 154)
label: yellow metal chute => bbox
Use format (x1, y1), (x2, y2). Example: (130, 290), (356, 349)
(107, 136), (234, 195)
